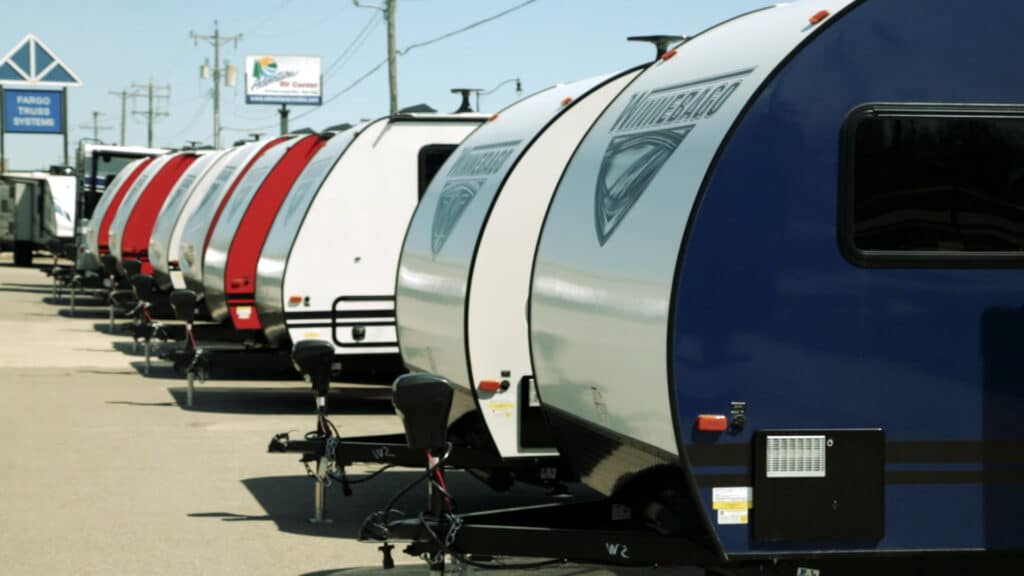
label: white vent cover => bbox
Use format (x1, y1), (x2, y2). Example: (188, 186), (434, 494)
(766, 435), (826, 478)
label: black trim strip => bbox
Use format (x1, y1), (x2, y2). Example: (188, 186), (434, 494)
(334, 295), (395, 302)
(334, 321), (395, 327)
(285, 309), (394, 320)
(696, 469), (1024, 487)
(687, 440), (1024, 468)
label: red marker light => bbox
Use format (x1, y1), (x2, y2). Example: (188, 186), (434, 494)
(696, 414), (729, 432)
(560, 96), (574, 107)
(489, 114), (500, 122)
(660, 48), (678, 61)
(478, 380), (502, 393)
(230, 277), (248, 288)
(809, 10), (830, 25)
(288, 295), (303, 305)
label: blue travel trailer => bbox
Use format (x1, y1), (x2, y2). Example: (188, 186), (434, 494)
(379, 0), (1024, 570)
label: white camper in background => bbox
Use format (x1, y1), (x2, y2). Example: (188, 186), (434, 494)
(254, 113), (486, 366)
(178, 138), (286, 301)
(0, 170), (73, 266)
(149, 148), (233, 291)
(395, 70), (640, 459)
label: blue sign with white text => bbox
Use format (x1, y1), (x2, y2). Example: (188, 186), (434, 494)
(3, 89), (63, 134)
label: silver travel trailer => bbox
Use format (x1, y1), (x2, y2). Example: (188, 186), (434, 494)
(178, 138), (286, 302)
(378, 0), (1024, 570)
(395, 70), (640, 460)
(78, 157), (156, 271)
(254, 113), (485, 367)
(149, 148), (233, 291)
(203, 132), (328, 327)
(104, 154), (176, 271)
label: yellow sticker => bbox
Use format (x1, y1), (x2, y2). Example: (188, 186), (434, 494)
(304, 332), (322, 339)
(712, 486), (752, 511)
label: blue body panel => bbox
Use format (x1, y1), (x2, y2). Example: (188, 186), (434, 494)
(673, 0), (1024, 554)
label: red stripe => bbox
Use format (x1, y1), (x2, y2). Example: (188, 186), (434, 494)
(120, 154), (200, 268)
(225, 134), (327, 330)
(203, 137), (288, 253)
(97, 158), (155, 251)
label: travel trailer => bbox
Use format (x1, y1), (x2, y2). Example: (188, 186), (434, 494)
(395, 70), (641, 462)
(149, 148), (233, 291)
(254, 112), (485, 373)
(105, 151), (201, 274)
(376, 0), (1024, 570)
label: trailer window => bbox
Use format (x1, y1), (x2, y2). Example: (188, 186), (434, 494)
(418, 144), (458, 198)
(842, 105), (1024, 266)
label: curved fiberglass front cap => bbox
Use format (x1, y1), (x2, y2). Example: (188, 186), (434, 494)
(203, 136), (300, 323)
(178, 140), (270, 296)
(256, 125), (365, 346)
(149, 151), (223, 286)
(396, 75), (613, 390)
(529, 0), (855, 480)
(82, 157), (148, 269)
(106, 154), (173, 264)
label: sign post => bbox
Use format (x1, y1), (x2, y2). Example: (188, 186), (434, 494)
(0, 33), (82, 169)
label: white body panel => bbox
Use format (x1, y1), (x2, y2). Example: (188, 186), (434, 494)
(80, 158), (148, 270)
(530, 1), (854, 456)
(273, 117), (483, 355)
(397, 74), (634, 458)
(45, 174), (76, 240)
(106, 154), (175, 266)
(203, 136), (301, 322)
(256, 125), (364, 346)
(178, 140), (272, 299)
(469, 72), (639, 458)
(398, 81), (604, 386)
(149, 150), (228, 290)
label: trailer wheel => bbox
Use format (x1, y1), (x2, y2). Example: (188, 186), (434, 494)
(13, 242), (33, 267)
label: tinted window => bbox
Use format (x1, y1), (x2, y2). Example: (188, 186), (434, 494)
(848, 108), (1024, 262)
(418, 144), (458, 198)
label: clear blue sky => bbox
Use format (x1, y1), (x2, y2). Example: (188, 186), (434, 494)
(0, 0), (769, 170)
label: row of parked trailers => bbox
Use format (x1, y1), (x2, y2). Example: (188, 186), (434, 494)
(51, 1), (1024, 572)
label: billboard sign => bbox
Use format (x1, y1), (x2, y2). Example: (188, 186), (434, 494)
(245, 55), (322, 105)
(3, 89), (63, 134)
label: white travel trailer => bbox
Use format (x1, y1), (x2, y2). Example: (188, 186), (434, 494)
(178, 138), (286, 301)
(394, 71), (640, 460)
(0, 170), (74, 266)
(149, 148), (233, 291)
(254, 113), (486, 366)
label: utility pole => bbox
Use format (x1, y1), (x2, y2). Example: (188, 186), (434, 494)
(354, 1), (397, 114)
(108, 89), (128, 145)
(79, 111), (112, 142)
(386, 0), (397, 115)
(191, 21), (242, 149)
(130, 80), (171, 148)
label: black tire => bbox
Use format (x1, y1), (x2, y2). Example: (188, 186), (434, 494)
(13, 241), (33, 267)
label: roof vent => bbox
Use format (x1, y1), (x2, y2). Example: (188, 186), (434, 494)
(628, 35), (688, 59)
(450, 88), (482, 113)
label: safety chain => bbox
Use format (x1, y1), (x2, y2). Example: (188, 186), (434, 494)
(325, 436), (341, 477)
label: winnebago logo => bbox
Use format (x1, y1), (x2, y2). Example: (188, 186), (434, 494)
(594, 69), (753, 245)
(430, 141), (520, 256)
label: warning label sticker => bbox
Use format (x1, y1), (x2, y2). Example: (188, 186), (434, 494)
(712, 486), (751, 524)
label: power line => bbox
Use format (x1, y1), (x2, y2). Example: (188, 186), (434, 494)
(79, 110), (112, 142)
(294, 0), (540, 122)
(130, 81), (171, 147)
(324, 13), (381, 80)
(191, 21), (242, 148)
